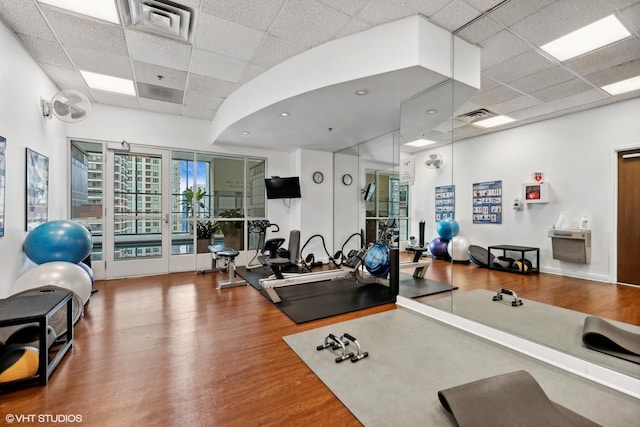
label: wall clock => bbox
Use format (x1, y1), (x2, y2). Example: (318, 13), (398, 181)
(342, 174), (353, 186)
(312, 171), (324, 184)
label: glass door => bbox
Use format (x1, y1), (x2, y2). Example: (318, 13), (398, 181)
(104, 147), (170, 278)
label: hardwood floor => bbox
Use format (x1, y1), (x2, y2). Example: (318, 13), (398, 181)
(1, 260), (638, 426)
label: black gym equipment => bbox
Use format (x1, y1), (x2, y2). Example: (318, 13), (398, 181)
(492, 288), (523, 306)
(468, 245), (496, 267)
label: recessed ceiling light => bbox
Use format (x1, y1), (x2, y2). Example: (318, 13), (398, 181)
(601, 75), (640, 96)
(472, 115), (516, 128)
(540, 15), (631, 61)
(404, 138), (437, 147)
(280, 112), (290, 117)
(241, 131), (250, 135)
(37, 0), (120, 24)
(355, 89), (369, 96)
(80, 70), (136, 96)
(425, 109), (438, 115)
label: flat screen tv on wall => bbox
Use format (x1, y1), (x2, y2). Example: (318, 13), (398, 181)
(265, 176), (301, 199)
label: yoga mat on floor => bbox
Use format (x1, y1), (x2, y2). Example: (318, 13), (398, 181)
(428, 289), (640, 380)
(582, 316), (640, 364)
(268, 279), (395, 324)
(398, 274), (457, 298)
(438, 370), (599, 427)
(283, 309), (639, 426)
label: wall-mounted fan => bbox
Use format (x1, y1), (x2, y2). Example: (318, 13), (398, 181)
(425, 153), (443, 169)
(41, 89), (91, 122)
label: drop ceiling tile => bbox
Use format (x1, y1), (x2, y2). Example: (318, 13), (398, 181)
(238, 63), (266, 85)
(356, 0), (452, 25)
(431, 0), (481, 31)
(620, 2), (640, 32)
(195, 12), (264, 61)
(201, 0), (284, 31)
(508, 66), (576, 94)
(609, 0), (640, 9)
(508, 0), (618, 46)
(582, 58), (640, 87)
(510, 89), (608, 121)
(252, 35), (307, 69)
(190, 49), (248, 83)
(487, 94), (542, 114)
(470, 83), (522, 105)
(319, 0), (370, 16)
(89, 90), (140, 109)
(479, 75), (501, 91)
(64, 45), (133, 79)
(40, 5), (127, 56)
(0, 0), (55, 40)
(139, 98), (182, 115)
(335, 17), (372, 38)
(182, 106), (216, 120)
(39, 63), (85, 87)
(455, 15), (503, 44)
(125, 30), (192, 72)
(183, 91), (224, 111)
(480, 30), (531, 69)
(530, 78), (596, 103)
(483, 49), (555, 84)
(132, 61), (187, 91)
(564, 37), (640, 77)
(463, 0), (505, 12)
(17, 34), (72, 68)
(187, 74), (237, 98)
(487, 0), (559, 27)
(268, 0), (352, 48)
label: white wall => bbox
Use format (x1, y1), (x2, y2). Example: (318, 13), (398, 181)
(407, 97), (640, 283)
(0, 22), (68, 297)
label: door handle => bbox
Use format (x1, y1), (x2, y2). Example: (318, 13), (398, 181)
(164, 213), (169, 224)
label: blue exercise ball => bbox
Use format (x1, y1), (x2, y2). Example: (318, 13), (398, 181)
(23, 220), (92, 265)
(364, 242), (391, 278)
(429, 237), (450, 258)
(436, 218), (459, 239)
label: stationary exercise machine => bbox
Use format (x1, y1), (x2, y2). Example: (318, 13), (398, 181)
(208, 244), (246, 289)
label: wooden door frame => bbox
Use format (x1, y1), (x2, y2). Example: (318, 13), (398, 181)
(609, 143), (640, 284)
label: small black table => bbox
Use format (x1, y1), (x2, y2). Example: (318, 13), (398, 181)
(487, 245), (540, 274)
(0, 288), (73, 386)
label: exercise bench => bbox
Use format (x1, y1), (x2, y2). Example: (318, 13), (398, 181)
(208, 244), (246, 289)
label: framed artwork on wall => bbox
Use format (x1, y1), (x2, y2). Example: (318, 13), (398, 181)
(0, 136), (5, 236)
(25, 148), (49, 231)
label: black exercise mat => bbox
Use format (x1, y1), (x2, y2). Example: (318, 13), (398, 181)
(582, 316), (640, 364)
(236, 266), (271, 291)
(438, 370), (600, 427)
(266, 279), (395, 324)
(398, 274), (457, 298)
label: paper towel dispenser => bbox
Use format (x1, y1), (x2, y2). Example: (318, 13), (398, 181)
(548, 229), (591, 264)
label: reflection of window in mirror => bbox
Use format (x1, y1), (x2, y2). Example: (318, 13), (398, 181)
(364, 170), (403, 244)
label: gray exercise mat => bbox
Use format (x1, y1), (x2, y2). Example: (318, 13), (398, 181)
(438, 370), (600, 427)
(583, 316), (640, 364)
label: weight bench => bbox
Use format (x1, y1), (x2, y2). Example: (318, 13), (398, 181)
(208, 245), (246, 289)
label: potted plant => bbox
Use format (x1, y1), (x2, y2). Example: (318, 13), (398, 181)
(213, 208), (244, 249)
(195, 219), (218, 253)
(182, 187), (207, 217)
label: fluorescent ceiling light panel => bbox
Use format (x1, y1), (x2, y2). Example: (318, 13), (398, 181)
(38, 0), (121, 24)
(601, 75), (640, 95)
(472, 115), (515, 128)
(404, 138), (437, 147)
(540, 15), (631, 61)
(81, 70), (135, 96)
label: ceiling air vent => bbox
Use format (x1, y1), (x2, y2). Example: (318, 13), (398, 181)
(456, 108), (498, 124)
(137, 82), (184, 104)
(119, 0), (196, 43)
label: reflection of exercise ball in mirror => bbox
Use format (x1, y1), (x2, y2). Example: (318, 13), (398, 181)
(364, 242), (391, 277)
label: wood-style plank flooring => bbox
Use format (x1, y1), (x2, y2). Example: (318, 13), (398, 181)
(1, 259), (638, 426)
